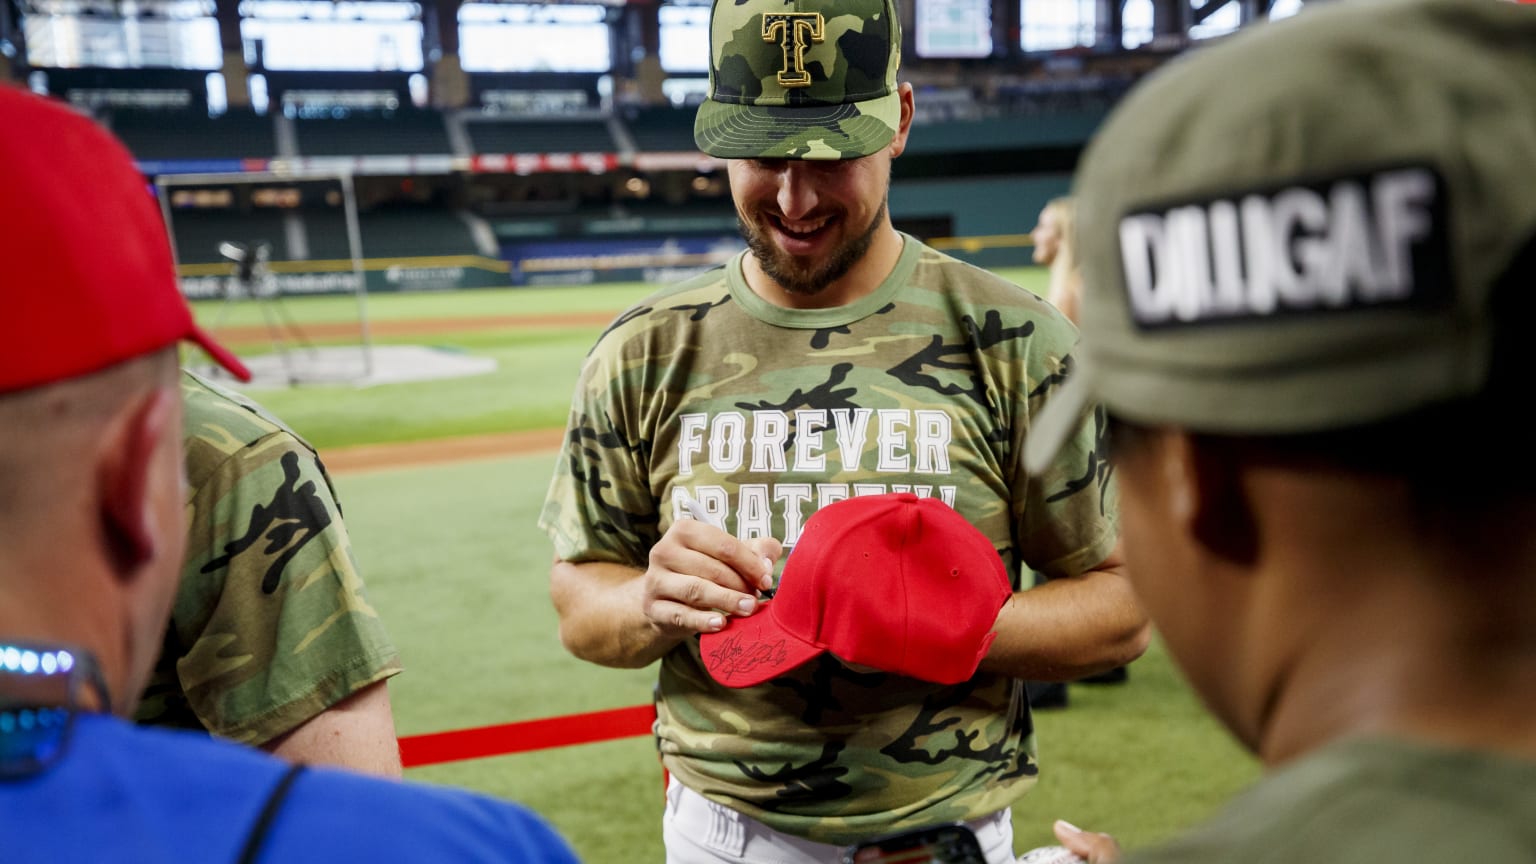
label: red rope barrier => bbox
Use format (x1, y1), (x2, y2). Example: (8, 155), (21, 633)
(398, 703), (656, 768)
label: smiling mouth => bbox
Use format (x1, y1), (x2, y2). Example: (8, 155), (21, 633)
(771, 214), (833, 240)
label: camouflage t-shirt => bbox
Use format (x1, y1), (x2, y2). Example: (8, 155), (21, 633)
(134, 370), (402, 746)
(540, 236), (1117, 845)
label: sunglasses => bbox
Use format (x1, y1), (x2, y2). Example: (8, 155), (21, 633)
(0, 643), (110, 780)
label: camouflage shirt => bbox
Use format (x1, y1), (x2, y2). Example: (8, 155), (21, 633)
(134, 371), (402, 746)
(541, 236), (1117, 844)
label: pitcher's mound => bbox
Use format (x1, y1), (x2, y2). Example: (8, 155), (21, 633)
(195, 344), (497, 390)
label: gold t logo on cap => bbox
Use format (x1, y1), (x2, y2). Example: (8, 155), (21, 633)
(762, 12), (825, 88)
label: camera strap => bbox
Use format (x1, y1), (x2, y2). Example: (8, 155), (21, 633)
(236, 762), (308, 864)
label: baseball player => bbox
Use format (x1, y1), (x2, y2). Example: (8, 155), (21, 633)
(540, 0), (1149, 860)
(1025, 0), (1536, 860)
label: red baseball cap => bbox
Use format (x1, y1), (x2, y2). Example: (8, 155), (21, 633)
(700, 492), (1012, 689)
(0, 87), (248, 393)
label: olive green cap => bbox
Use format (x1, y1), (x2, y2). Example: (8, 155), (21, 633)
(1026, 0), (1536, 475)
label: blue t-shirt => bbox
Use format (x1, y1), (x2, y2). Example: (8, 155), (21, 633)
(0, 713), (579, 863)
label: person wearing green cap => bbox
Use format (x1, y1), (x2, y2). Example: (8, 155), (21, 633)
(539, 0), (1149, 860)
(1021, 0), (1536, 861)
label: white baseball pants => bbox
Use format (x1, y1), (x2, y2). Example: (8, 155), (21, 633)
(663, 776), (1016, 864)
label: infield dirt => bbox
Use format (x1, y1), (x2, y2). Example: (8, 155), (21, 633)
(323, 428), (565, 475)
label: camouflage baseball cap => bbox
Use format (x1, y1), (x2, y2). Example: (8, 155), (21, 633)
(693, 0), (902, 160)
(1025, 0), (1536, 474)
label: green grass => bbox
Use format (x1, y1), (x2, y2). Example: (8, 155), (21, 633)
(217, 329), (597, 448)
(191, 284), (662, 327)
(190, 285), (659, 449)
(335, 451), (1259, 863)
(336, 458), (658, 735)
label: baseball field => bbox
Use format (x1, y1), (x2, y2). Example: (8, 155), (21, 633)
(189, 268), (1261, 863)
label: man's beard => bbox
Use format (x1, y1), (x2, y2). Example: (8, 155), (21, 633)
(738, 201), (886, 298)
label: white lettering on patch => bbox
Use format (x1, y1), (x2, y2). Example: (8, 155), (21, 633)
(1119, 167), (1446, 328)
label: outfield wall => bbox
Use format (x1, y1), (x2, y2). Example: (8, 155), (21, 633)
(891, 174), (1072, 245)
(179, 257), (511, 299)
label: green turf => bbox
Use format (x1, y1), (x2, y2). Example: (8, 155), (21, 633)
(334, 457), (656, 736)
(191, 284), (660, 327)
(218, 329), (597, 449)
(335, 451), (1260, 863)
(190, 285), (655, 449)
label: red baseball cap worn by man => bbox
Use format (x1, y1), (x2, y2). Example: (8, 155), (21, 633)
(0, 87), (248, 389)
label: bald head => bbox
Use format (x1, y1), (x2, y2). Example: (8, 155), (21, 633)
(0, 349), (185, 715)
(0, 351), (177, 522)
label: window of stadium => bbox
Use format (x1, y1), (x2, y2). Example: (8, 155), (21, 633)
(915, 0), (993, 59)
(20, 0), (220, 69)
(662, 77), (708, 107)
(459, 3), (612, 73)
(1121, 0), (1286, 50)
(1121, 0), (1152, 49)
(1189, 0), (1240, 39)
(1020, 0), (1094, 53)
(1269, 0), (1303, 21)
(239, 0), (423, 71)
(659, 3), (708, 73)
